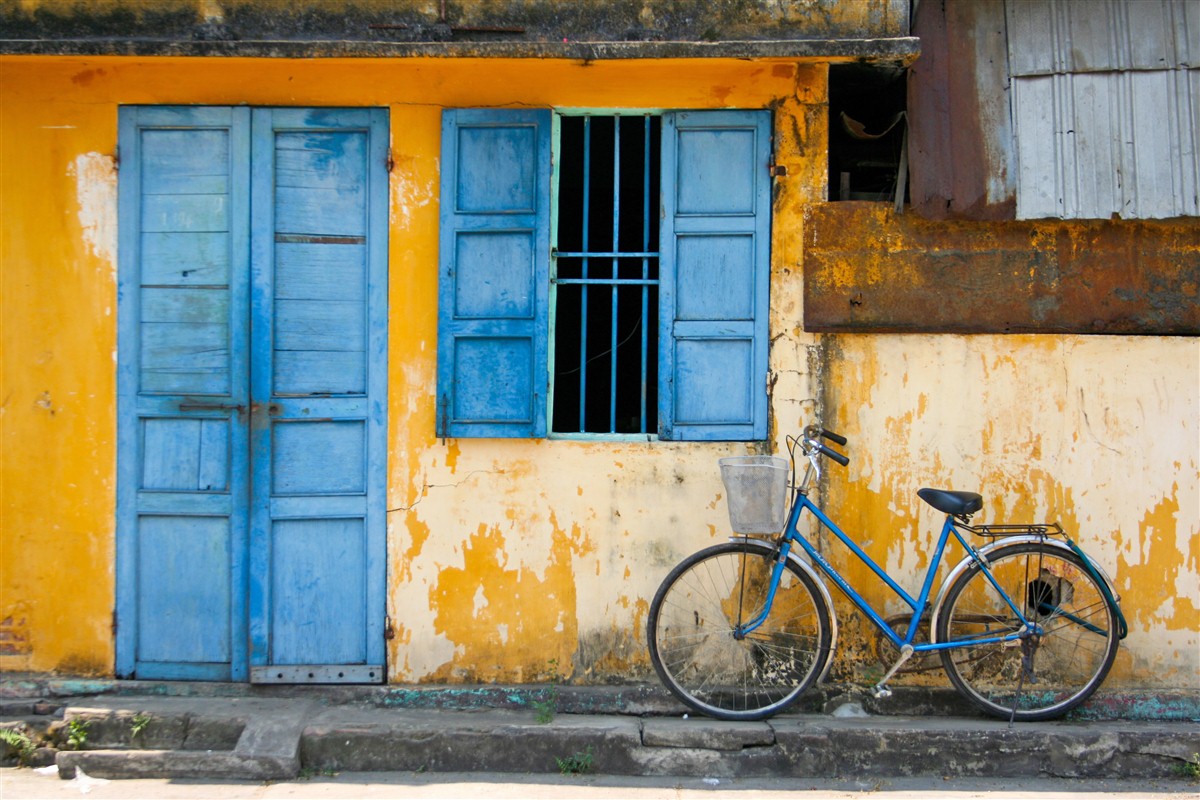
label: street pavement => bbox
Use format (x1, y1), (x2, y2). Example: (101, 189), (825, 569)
(3, 770), (1199, 800)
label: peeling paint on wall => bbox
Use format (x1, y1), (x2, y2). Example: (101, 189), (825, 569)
(67, 151), (117, 270)
(3, 53), (1196, 695)
(822, 334), (1200, 687)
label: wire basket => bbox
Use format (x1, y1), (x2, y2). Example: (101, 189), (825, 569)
(719, 456), (790, 535)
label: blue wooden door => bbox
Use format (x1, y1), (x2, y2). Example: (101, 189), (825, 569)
(116, 107), (387, 683)
(247, 108), (388, 682)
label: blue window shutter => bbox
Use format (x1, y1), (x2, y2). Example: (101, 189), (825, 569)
(438, 109), (551, 438)
(659, 110), (772, 441)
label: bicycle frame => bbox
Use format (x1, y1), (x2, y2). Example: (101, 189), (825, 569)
(736, 487), (1043, 690)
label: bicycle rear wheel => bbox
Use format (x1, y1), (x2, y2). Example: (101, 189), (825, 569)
(647, 541), (831, 720)
(936, 542), (1120, 721)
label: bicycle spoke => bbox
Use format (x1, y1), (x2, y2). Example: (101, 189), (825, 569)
(648, 542), (831, 720)
(937, 543), (1119, 721)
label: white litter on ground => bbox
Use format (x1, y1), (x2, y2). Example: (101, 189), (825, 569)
(831, 702), (870, 718)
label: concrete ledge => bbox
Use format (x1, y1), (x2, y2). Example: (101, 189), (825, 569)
(298, 710), (1200, 779)
(4, 678), (1198, 782)
(56, 749), (296, 781)
(642, 718), (774, 750)
(769, 717), (1200, 779)
(3, 676), (1197, 720)
(52, 697), (312, 781)
(300, 708), (645, 775)
(3, 693), (1195, 781)
(0, 36), (920, 63)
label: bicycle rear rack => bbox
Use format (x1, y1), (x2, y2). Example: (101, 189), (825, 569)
(956, 521), (1064, 538)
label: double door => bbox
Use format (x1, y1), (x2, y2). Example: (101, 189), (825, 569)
(115, 107), (388, 682)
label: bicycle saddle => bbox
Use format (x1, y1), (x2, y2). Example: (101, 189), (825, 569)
(917, 488), (983, 516)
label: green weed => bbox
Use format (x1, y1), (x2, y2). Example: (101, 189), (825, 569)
(130, 712), (151, 741)
(533, 658), (561, 724)
(556, 745), (593, 776)
(65, 719), (90, 751)
(1176, 753), (1200, 780)
(0, 728), (37, 766)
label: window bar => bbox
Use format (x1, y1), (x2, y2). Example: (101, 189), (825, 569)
(640, 114), (651, 434)
(579, 116), (591, 432)
(609, 117), (621, 433)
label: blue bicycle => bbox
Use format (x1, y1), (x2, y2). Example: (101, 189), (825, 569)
(647, 425), (1126, 722)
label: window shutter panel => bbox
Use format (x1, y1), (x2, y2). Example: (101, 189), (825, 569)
(437, 109), (551, 438)
(658, 110), (772, 441)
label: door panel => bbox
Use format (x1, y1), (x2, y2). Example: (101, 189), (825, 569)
(248, 108), (388, 682)
(117, 106), (387, 683)
(269, 518), (367, 665)
(117, 106), (251, 681)
(136, 515), (232, 665)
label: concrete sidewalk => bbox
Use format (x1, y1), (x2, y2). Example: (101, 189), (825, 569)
(2, 678), (1198, 782)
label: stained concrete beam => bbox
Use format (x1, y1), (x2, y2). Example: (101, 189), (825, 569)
(0, 36), (920, 63)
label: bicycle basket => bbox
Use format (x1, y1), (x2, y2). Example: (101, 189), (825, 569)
(718, 456), (790, 535)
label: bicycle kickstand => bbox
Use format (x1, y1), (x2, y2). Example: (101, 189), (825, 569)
(871, 644), (915, 699)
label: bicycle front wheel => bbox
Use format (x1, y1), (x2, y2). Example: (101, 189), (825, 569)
(647, 541), (832, 721)
(936, 542), (1120, 721)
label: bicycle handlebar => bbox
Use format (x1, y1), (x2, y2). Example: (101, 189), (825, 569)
(815, 441), (850, 467)
(802, 425), (850, 467)
(819, 428), (847, 447)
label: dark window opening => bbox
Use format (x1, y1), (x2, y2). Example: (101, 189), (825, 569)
(553, 115), (661, 435)
(829, 64), (909, 203)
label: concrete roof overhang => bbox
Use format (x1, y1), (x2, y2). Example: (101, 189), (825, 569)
(0, 36), (920, 65)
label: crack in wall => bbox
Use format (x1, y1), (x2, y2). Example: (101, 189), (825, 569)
(387, 469), (504, 513)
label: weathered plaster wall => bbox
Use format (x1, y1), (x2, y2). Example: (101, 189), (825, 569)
(0, 54), (824, 680)
(819, 334), (1199, 688)
(2, 53), (1196, 692)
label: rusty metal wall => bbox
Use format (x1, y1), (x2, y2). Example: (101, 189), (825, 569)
(907, 0), (1200, 222)
(802, 203), (1200, 334)
(906, 0), (1016, 219)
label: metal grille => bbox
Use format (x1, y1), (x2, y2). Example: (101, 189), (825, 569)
(553, 114), (661, 435)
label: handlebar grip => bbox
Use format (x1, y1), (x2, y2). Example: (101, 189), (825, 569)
(821, 429), (848, 447)
(818, 443), (850, 467)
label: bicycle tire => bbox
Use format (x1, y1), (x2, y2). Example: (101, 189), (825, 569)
(936, 542), (1120, 721)
(647, 541), (832, 721)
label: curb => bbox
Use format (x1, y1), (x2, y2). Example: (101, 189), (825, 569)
(19, 700), (1200, 782)
(3, 679), (1198, 781)
(53, 698), (313, 781)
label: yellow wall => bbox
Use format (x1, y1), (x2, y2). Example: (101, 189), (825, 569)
(2, 54), (1196, 691)
(0, 55), (820, 678)
(819, 335), (1199, 687)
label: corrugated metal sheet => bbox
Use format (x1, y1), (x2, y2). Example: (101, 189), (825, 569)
(1008, 0), (1200, 219)
(1008, 0), (1198, 75)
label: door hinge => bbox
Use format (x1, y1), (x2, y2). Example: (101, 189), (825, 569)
(111, 610), (118, 635)
(386, 150), (395, 173)
(768, 154), (787, 178)
(384, 615), (395, 640)
(437, 393), (449, 443)
(112, 147), (120, 172)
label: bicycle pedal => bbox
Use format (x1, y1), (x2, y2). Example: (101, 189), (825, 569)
(871, 685), (892, 700)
